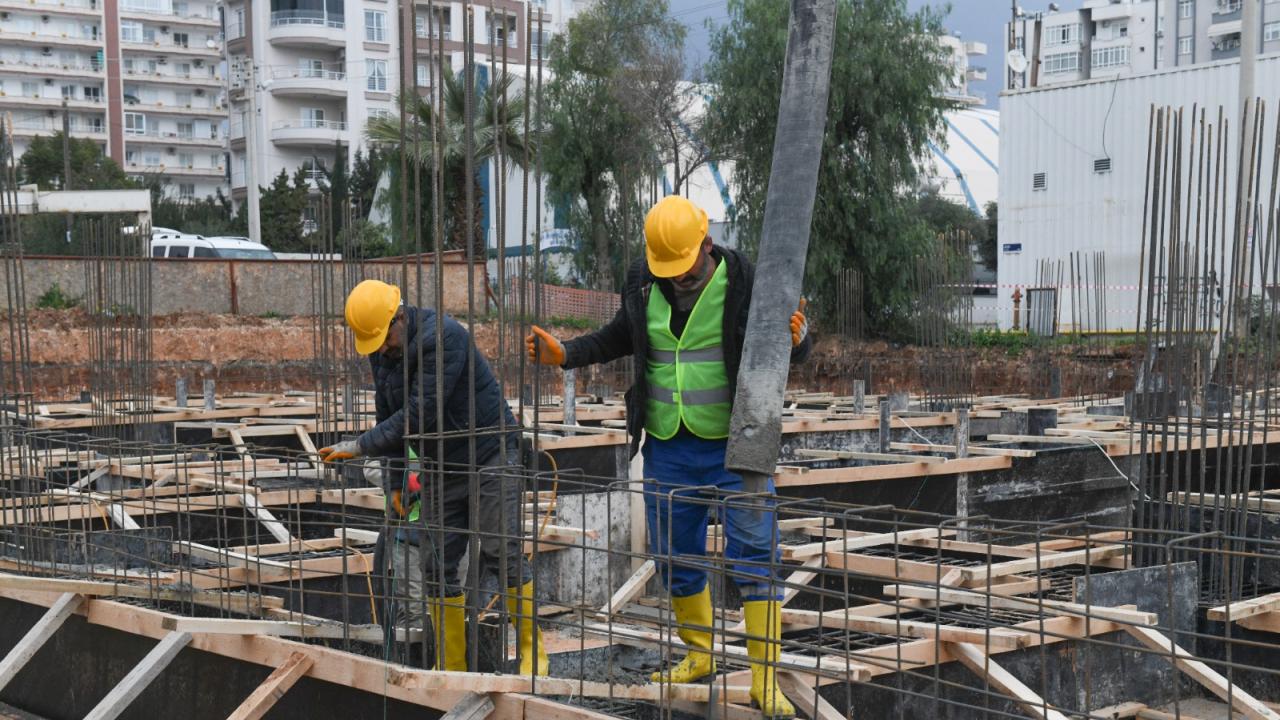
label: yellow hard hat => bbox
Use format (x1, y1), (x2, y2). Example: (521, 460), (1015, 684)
(345, 279), (402, 355)
(644, 196), (708, 278)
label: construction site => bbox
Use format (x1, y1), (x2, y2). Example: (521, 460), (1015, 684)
(1, 0), (1280, 719)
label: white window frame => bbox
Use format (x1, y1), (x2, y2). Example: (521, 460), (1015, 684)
(1265, 21), (1280, 42)
(367, 59), (387, 91)
(1178, 36), (1193, 55)
(1179, 0), (1193, 18)
(1042, 51), (1080, 74)
(1091, 45), (1130, 69)
(120, 20), (143, 43)
(365, 10), (386, 42)
(1045, 23), (1080, 47)
(124, 111), (146, 135)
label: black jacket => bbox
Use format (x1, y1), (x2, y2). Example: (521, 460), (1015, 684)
(357, 305), (519, 474)
(561, 246), (812, 457)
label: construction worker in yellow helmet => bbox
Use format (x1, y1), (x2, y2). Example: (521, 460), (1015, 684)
(321, 280), (548, 677)
(526, 196), (810, 718)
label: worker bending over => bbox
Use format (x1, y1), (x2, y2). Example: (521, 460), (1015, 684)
(321, 279), (547, 676)
(527, 196), (810, 717)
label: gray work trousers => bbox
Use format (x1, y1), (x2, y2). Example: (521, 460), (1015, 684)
(390, 458), (528, 627)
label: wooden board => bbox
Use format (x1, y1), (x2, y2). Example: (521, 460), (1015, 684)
(949, 641), (1069, 720)
(83, 631), (192, 720)
(0, 592), (84, 690)
(225, 652), (314, 720)
(1123, 625), (1280, 720)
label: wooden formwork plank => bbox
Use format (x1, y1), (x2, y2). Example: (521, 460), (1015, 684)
(225, 651), (314, 720)
(597, 559), (655, 618)
(0, 572), (282, 613)
(785, 527), (956, 561)
(1123, 625), (1280, 720)
(1206, 592), (1280, 622)
(948, 641), (1070, 720)
(0, 592), (83, 690)
(957, 545), (1129, 584)
(778, 672), (843, 720)
(437, 692), (495, 720)
(82, 631), (192, 720)
(885, 585), (1157, 626)
(242, 494), (294, 545)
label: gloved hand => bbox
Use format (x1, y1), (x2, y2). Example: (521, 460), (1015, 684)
(790, 298), (808, 347)
(390, 489), (407, 518)
(525, 325), (565, 366)
(361, 460), (384, 487)
(318, 439), (361, 463)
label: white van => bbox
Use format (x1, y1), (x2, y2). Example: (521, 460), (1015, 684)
(150, 232), (276, 260)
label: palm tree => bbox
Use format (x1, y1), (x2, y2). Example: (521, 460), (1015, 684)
(366, 66), (535, 253)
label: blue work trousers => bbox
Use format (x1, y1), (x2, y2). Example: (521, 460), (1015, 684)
(642, 432), (782, 601)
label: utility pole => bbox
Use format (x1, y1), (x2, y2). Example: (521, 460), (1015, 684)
(61, 98), (72, 245)
(1229, 0), (1260, 341)
(1009, 0), (1017, 90)
(235, 58), (262, 244)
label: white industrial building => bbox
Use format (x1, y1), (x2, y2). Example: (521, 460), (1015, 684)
(997, 53), (1280, 331)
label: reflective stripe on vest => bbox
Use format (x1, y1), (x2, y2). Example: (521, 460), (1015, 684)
(644, 260), (732, 440)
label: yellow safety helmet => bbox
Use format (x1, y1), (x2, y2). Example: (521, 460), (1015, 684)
(644, 196), (708, 278)
(345, 279), (402, 355)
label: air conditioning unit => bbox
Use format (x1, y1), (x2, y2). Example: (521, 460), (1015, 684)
(40, 14), (49, 22)
(41, 47), (53, 56)
(1, 12), (10, 20)
(161, 26), (169, 33)
(193, 59), (203, 67)
(194, 88), (204, 96)
(157, 57), (167, 64)
(167, 147), (175, 154)
(44, 78), (53, 85)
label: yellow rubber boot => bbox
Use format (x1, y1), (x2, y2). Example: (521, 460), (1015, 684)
(651, 585), (716, 684)
(744, 600), (795, 719)
(506, 581), (550, 676)
(428, 594), (467, 671)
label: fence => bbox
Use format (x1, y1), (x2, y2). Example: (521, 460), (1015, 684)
(503, 275), (620, 323)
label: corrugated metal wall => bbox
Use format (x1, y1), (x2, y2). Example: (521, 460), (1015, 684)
(997, 54), (1280, 331)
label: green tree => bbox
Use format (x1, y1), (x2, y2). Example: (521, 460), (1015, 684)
(366, 66), (533, 254)
(982, 200), (998, 271)
(146, 178), (246, 237)
(543, 0), (685, 291)
(258, 168), (311, 252)
(349, 147), (382, 219)
(19, 132), (133, 190)
(703, 0), (953, 334)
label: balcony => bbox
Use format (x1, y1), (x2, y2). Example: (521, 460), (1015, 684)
(0, 93), (104, 110)
(9, 117), (105, 138)
(267, 67), (346, 98)
(119, 7), (219, 27)
(125, 162), (226, 177)
(123, 66), (223, 87)
(0, 57), (104, 78)
(0, 26), (103, 50)
(0, 0), (100, 19)
(124, 129), (224, 146)
(268, 10), (345, 48)
(270, 118), (347, 146)
(966, 65), (987, 82)
(120, 39), (223, 57)
(124, 101), (226, 117)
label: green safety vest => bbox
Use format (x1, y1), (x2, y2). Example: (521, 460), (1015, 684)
(644, 260), (732, 440)
(389, 446), (420, 522)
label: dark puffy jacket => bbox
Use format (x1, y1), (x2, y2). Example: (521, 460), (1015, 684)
(357, 305), (519, 473)
(560, 246), (812, 457)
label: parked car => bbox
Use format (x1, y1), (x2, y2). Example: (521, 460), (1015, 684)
(150, 232), (276, 260)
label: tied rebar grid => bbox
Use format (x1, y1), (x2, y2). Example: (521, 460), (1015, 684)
(0, 116), (33, 424)
(912, 231), (975, 411)
(1132, 101), (1280, 607)
(1024, 251), (1115, 403)
(4, 427), (1280, 717)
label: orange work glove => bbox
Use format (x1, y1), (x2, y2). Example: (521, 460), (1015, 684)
(390, 489), (407, 518)
(318, 439), (361, 463)
(790, 298), (808, 347)
(525, 325), (566, 366)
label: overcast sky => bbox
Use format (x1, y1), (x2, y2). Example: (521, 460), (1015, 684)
(669, 0), (1074, 109)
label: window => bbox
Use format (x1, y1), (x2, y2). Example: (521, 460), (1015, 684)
(193, 246), (217, 257)
(178, 183), (195, 199)
(1045, 23), (1080, 47)
(21, 81), (39, 97)
(121, 20), (143, 42)
(169, 245), (190, 258)
(142, 26), (156, 43)
(177, 121), (193, 138)
(1091, 45), (1129, 68)
(126, 149), (139, 165)
(152, 245), (166, 258)
(368, 108), (392, 121)
(367, 59), (387, 91)
(364, 10), (386, 42)
(176, 61), (191, 76)
(124, 112), (146, 135)
(61, 85), (77, 99)
(416, 63), (429, 86)
(88, 117), (104, 132)
(302, 107), (325, 127)
(176, 91), (192, 106)
(1265, 21), (1280, 42)
(178, 152), (194, 167)
(83, 86), (101, 102)
(143, 151), (161, 166)
(173, 32), (189, 47)
(1042, 51), (1080, 74)
(1179, 0), (1193, 18)
(488, 13), (516, 47)
(209, 153), (220, 167)
(531, 29), (548, 59)
(1179, 36), (1193, 55)
(1217, 0), (1242, 12)
(300, 58), (324, 77)
(415, 9), (450, 38)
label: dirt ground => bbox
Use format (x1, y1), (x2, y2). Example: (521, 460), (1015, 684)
(5, 309), (1138, 400)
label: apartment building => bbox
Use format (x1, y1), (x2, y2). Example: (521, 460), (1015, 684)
(223, 0), (579, 231)
(1006, 0), (1280, 90)
(0, 0), (227, 200)
(937, 34), (989, 106)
